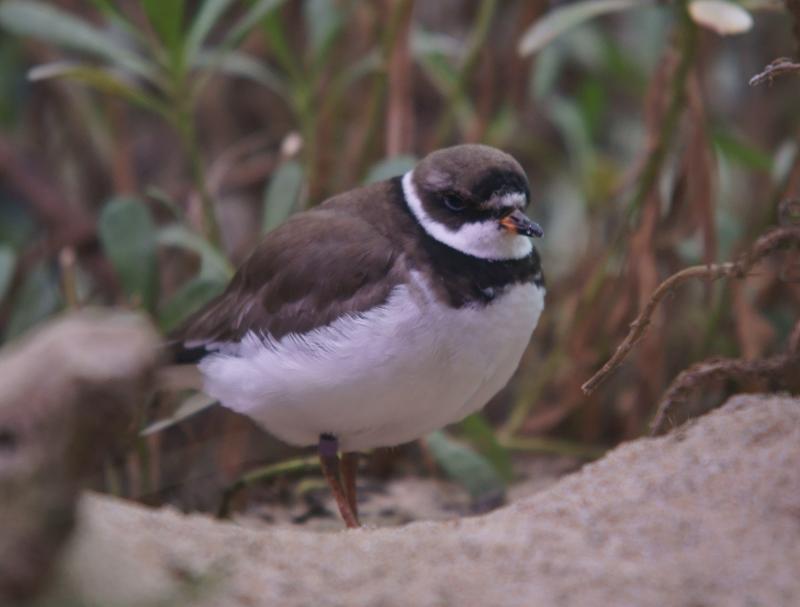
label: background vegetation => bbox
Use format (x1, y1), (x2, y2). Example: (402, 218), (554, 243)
(0, 0), (798, 519)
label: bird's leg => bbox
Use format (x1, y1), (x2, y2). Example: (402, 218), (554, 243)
(340, 451), (360, 521)
(318, 434), (359, 528)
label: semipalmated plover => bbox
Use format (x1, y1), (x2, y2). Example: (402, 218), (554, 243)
(170, 144), (545, 527)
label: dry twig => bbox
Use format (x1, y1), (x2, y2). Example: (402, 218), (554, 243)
(649, 349), (800, 435)
(748, 57), (800, 87)
(582, 227), (800, 395)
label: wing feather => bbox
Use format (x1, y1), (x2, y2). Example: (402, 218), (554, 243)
(170, 208), (402, 362)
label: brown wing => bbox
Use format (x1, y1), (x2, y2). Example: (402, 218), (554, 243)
(170, 206), (403, 361)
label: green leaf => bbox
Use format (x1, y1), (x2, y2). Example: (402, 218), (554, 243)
(411, 28), (463, 59)
(484, 104), (517, 148)
(304, 0), (344, 61)
(517, 0), (649, 56)
(4, 262), (61, 341)
(260, 6), (302, 82)
(141, 392), (218, 436)
(157, 224), (233, 280)
(86, 0), (146, 43)
(98, 197), (158, 310)
(158, 276), (226, 332)
(28, 62), (169, 116)
(713, 131), (773, 171)
(458, 414), (513, 482)
(185, 0), (236, 60)
(226, 0), (290, 48)
(0, 203), (35, 250)
(337, 48), (382, 87)
(0, 246), (16, 302)
(417, 52), (459, 96)
(364, 155), (417, 184)
(425, 430), (506, 508)
(577, 78), (607, 138)
(263, 161), (304, 233)
(546, 95), (594, 176)
(193, 49), (288, 97)
(0, 1), (159, 84)
(142, 0), (185, 53)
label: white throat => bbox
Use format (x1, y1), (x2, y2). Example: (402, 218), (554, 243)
(402, 171), (533, 261)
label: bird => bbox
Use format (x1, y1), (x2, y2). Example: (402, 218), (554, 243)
(167, 144), (545, 528)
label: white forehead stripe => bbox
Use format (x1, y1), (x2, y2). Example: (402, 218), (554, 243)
(402, 171), (533, 261)
(498, 192), (527, 208)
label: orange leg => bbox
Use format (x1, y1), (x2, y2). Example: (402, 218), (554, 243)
(340, 451), (360, 522)
(318, 434), (359, 528)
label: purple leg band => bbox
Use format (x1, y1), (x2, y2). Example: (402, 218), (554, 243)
(319, 433), (338, 457)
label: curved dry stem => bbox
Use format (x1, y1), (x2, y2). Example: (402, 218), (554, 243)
(581, 227), (800, 395)
(649, 352), (800, 435)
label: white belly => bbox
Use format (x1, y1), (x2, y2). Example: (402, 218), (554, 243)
(199, 273), (545, 451)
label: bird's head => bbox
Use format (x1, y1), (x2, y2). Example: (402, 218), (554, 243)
(403, 144), (542, 260)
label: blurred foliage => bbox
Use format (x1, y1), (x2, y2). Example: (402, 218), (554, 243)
(0, 0), (798, 517)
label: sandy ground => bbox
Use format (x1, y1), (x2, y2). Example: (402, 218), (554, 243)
(32, 393), (800, 607)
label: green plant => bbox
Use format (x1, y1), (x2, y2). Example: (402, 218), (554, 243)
(0, 0), (292, 247)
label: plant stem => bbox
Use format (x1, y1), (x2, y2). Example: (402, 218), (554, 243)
(173, 78), (223, 249)
(351, 0), (414, 180)
(432, 0), (498, 146)
(217, 455), (319, 518)
(499, 436), (606, 459)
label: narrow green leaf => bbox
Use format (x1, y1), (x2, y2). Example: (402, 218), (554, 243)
(261, 8), (303, 82)
(4, 262), (61, 341)
(459, 414), (514, 482)
(417, 52), (459, 96)
(142, 0), (185, 53)
(185, 0), (236, 60)
(158, 276), (226, 332)
(263, 161), (304, 233)
(0, 1), (159, 83)
(484, 104), (517, 147)
(713, 131), (773, 171)
(98, 197), (158, 310)
(141, 392), (218, 436)
(425, 430), (506, 508)
(546, 95), (594, 176)
(0, 246), (17, 302)
(86, 0), (153, 54)
(28, 62), (170, 116)
(226, 0), (290, 47)
(364, 155), (417, 184)
(336, 48), (382, 88)
(87, 0), (115, 11)
(193, 49), (288, 97)
(517, 0), (650, 56)
(411, 28), (463, 59)
(304, 0), (344, 61)
(157, 224), (233, 280)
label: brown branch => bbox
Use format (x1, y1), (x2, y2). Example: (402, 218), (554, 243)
(748, 57), (800, 87)
(385, 0), (414, 156)
(581, 227), (800, 395)
(649, 352), (800, 435)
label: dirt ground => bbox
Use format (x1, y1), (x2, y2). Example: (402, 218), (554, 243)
(229, 453), (581, 532)
(27, 393), (800, 607)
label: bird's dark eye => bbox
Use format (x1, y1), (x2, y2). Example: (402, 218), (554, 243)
(442, 193), (466, 212)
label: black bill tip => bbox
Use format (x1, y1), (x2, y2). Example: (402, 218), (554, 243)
(499, 210), (544, 238)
